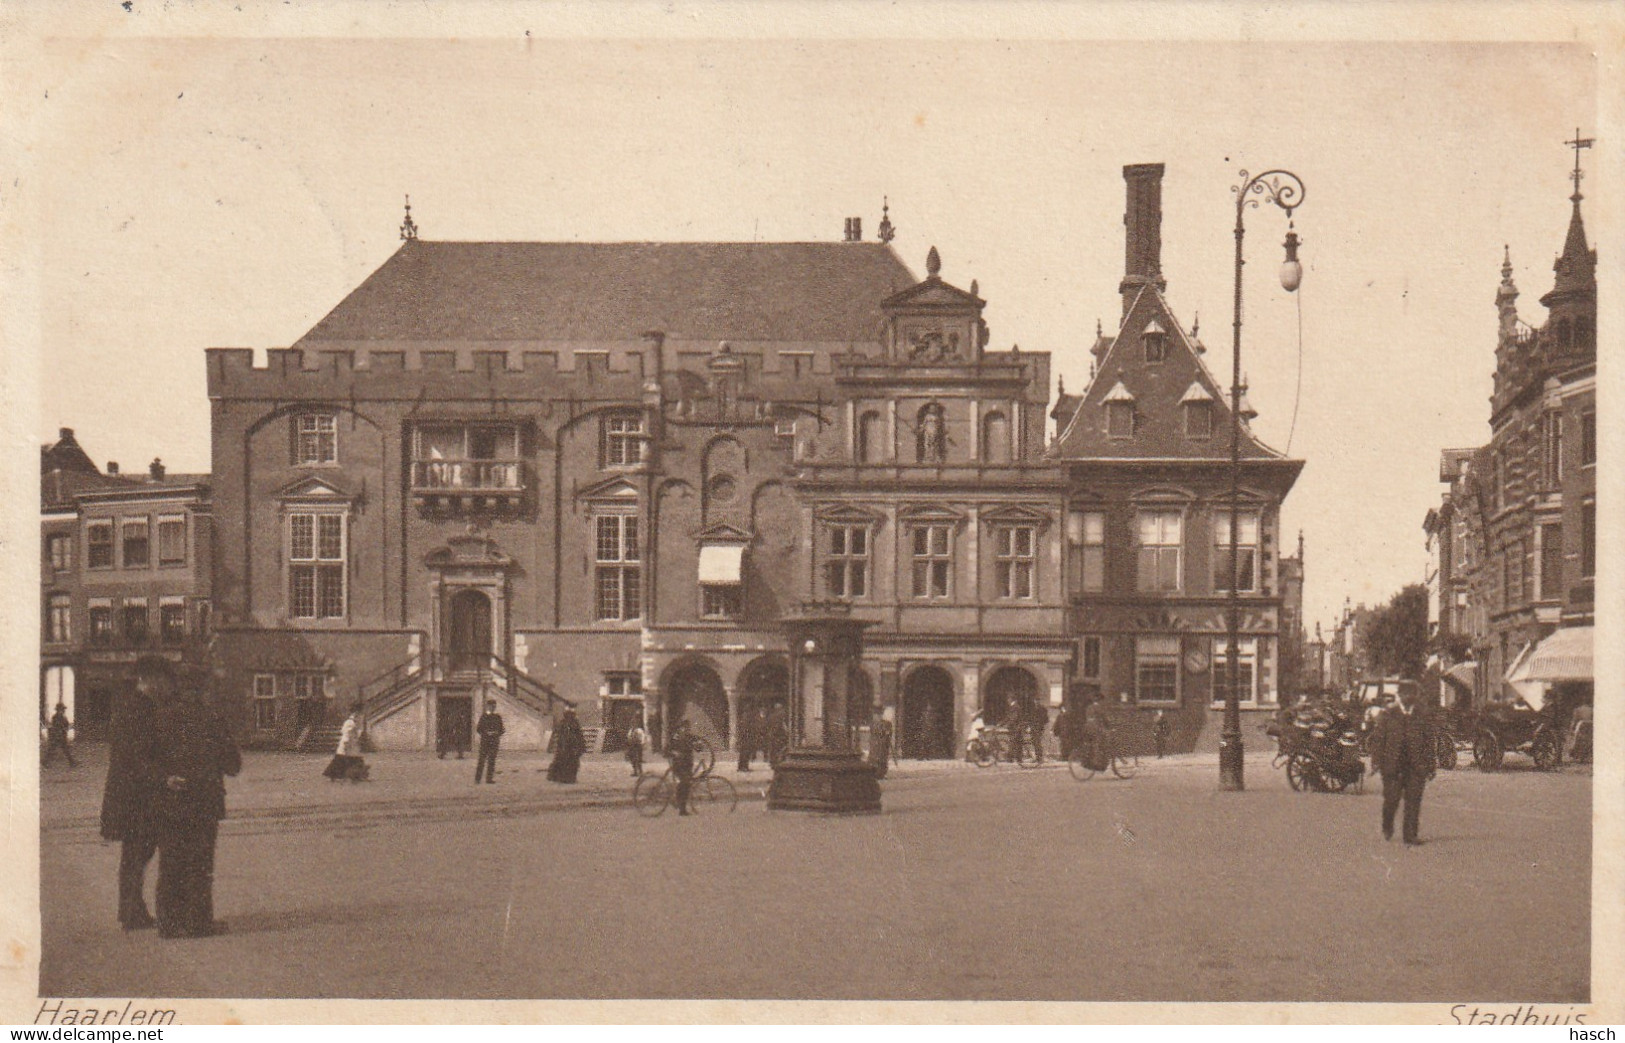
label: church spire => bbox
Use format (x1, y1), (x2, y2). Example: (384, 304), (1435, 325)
(1543, 130), (1597, 309)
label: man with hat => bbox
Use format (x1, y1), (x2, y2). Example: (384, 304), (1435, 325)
(475, 698), (505, 784)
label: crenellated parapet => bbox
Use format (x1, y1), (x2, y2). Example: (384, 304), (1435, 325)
(207, 340), (881, 402)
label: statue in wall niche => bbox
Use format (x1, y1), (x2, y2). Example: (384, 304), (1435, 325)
(917, 403), (947, 464)
(908, 328), (960, 362)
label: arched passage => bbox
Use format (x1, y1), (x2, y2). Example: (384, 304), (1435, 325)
(666, 660), (730, 749)
(901, 665), (956, 759)
(983, 665), (1038, 728)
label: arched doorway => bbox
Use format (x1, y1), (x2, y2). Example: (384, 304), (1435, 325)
(737, 657), (788, 757)
(447, 589), (493, 673)
(667, 661), (729, 749)
(984, 665), (1038, 728)
(901, 665), (956, 759)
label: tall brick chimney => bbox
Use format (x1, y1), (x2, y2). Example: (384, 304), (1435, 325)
(1119, 163), (1167, 319)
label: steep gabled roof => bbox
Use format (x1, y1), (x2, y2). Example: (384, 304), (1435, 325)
(298, 240), (918, 344)
(1052, 286), (1291, 462)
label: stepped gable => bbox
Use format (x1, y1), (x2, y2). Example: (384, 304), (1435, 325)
(298, 239), (918, 345)
(1051, 286), (1287, 462)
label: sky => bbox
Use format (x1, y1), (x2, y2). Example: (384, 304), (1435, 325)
(14, 34), (1600, 632)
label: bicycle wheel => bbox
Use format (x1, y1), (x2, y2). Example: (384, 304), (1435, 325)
(692, 775), (738, 813)
(1068, 748), (1097, 781)
(970, 739), (996, 768)
(1111, 751), (1138, 779)
(693, 736), (717, 778)
(633, 771), (674, 817)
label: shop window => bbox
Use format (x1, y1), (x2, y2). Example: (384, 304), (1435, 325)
(1212, 638), (1258, 706)
(1135, 636), (1180, 704)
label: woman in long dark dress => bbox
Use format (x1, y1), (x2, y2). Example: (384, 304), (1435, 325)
(547, 708), (586, 784)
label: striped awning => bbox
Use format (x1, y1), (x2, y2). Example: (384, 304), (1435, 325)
(1503, 642), (1546, 710)
(1522, 626), (1593, 684)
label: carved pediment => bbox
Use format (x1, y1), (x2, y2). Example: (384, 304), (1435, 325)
(576, 476), (640, 502)
(278, 476), (352, 503)
(898, 502), (967, 525)
(980, 503), (1054, 529)
(881, 279), (984, 311)
(813, 502), (886, 526)
(694, 521), (754, 544)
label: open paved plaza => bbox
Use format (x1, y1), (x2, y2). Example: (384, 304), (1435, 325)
(38, 747), (1590, 1003)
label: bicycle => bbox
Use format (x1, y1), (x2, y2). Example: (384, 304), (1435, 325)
(966, 726), (1044, 768)
(1068, 729), (1138, 780)
(633, 763), (737, 816)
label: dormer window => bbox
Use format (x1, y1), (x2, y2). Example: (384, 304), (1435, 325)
(1142, 319), (1168, 363)
(1103, 381), (1136, 439)
(1180, 382), (1215, 439)
(1107, 402), (1135, 439)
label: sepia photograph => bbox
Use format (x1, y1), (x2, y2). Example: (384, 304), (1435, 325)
(2, 1), (1619, 1026)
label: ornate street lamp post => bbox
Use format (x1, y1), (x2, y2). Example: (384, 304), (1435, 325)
(1221, 169), (1305, 792)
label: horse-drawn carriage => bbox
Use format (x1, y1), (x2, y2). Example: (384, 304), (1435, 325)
(1466, 699), (1561, 771)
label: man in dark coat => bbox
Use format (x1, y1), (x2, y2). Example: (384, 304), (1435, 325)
(547, 707), (586, 784)
(765, 702), (790, 767)
(1370, 686), (1436, 845)
(667, 718), (698, 816)
(1052, 704), (1076, 760)
(102, 667), (161, 930)
(43, 703), (75, 768)
(145, 661), (241, 938)
(475, 699), (504, 784)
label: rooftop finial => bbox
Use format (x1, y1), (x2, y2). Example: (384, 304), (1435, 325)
(1566, 128), (1594, 204)
(400, 195), (418, 241)
(970, 278), (979, 296)
(1191, 311), (1200, 339)
(1057, 374), (1066, 396)
(877, 197), (896, 243)
(926, 245), (941, 278)
(1502, 244), (1512, 279)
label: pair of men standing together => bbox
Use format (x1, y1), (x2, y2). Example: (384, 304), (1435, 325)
(100, 656), (241, 938)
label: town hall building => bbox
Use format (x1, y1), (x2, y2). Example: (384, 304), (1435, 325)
(206, 164), (1303, 756)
